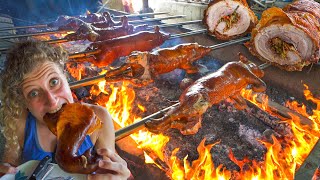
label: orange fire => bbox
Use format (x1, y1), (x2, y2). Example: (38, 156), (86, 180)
(32, 31), (74, 41)
(88, 75), (319, 179)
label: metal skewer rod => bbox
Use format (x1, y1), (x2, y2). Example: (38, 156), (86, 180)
(127, 15), (186, 24)
(115, 103), (180, 141)
(0, 24), (48, 32)
(69, 74), (105, 89)
(0, 30), (72, 40)
(209, 36), (251, 49)
(68, 49), (101, 59)
(170, 29), (207, 39)
(157, 20), (202, 28)
(258, 62), (271, 69)
(112, 12), (169, 18)
(69, 68), (132, 89)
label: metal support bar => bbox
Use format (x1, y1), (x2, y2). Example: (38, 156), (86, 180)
(209, 36), (251, 49)
(157, 20), (202, 28)
(112, 12), (169, 18)
(128, 15), (186, 24)
(170, 29), (206, 39)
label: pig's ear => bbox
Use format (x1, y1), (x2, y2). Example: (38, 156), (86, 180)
(238, 52), (249, 64)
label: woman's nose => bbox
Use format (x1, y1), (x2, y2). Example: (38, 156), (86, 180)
(45, 90), (59, 107)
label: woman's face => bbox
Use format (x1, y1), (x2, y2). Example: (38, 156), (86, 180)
(21, 61), (74, 123)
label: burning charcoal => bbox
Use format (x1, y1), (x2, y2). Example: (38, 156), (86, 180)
(262, 129), (281, 144)
(238, 124), (265, 150)
(92, 93), (110, 106)
(73, 87), (90, 100)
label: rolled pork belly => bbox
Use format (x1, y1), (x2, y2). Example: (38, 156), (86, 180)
(246, 7), (320, 71)
(203, 0), (257, 40)
(283, 0), (320, 22)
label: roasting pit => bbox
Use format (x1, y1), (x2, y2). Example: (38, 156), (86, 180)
(0, 3), (319, 179)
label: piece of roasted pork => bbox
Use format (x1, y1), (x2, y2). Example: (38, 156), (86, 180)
(203, 0), (257, 40)
(246, 6), (320, 71)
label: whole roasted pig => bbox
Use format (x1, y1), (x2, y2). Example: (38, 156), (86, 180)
(43, 103), (103, 174)
(203, 0), (257, 40)
(246, 1), (320, 71)
(145, 55), (266, 135)
(102, 43), (212, 86)
(48, 12), (121, 30)
(64, 16), (148, 42)
(71, 27), (170, 67)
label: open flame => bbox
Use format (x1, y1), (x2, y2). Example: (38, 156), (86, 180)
(32, 31), (74, 41)
(87, 75), (319, 179)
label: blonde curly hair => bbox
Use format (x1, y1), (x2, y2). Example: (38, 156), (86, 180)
(0, 40), (68, 161)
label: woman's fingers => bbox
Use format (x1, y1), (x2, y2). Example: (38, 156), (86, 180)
(0, 163), (18, 174)
(95, 148), (131, 179)
(97, 148), (126, 164)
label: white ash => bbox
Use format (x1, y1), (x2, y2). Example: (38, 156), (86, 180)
(238, 124), (264, 150)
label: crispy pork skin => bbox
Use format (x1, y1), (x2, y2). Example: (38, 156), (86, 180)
(283, 0), (320, 22)
(43, 103), (103, 174)
(203, 0), (257, 40)
(72, 27), (170, 67)
(246, 7), (320, 71)
(145, 55), (266, 135)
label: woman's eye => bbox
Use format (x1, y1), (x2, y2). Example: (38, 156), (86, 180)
(49, 78), (59, 87)
(29, 90), (39, 98)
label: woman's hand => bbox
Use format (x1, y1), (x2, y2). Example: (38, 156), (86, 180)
(0, 163), (18, 176)
(88, 148), (131, 180)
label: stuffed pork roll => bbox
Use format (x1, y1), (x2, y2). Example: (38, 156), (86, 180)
(246, 7), (320, 71)
(203, 0), (257, 40)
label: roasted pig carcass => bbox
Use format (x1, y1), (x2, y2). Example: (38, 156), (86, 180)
(145, 55), (266, 135)
(64, 16), (149, 42)
(71, 27), (170, 67)
(102, 43), (212, 86)
(43, 103), (103, 174)
(203, 0), (257, 40)
(246, 7), (320, 71)
(48, 12), (122, 30)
